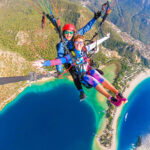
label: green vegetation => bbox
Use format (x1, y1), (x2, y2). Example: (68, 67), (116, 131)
(0, 1), (148, 149)
(110, 0), (150, 44)
(103, 64), (117, 83)
(0, 0), (92, 60)
(102, 23), (127, 50)
(1, 0), (146, 68)
(0, 0), (146, 103)
(91, 63), (118, 150)
(70, 0), (150, 44)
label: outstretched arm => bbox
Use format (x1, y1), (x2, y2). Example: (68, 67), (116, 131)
(33, 54), (72, 68)
(77, 18), (96, 36)
(43, 54), (72, 66)
(77, 11), (101, 36)
(85, 33), (110, 53)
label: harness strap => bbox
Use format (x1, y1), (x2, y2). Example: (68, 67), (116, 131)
(59, 65), (73, 77)
(87, 64), (91, 75)
(64, 56), (69, 63)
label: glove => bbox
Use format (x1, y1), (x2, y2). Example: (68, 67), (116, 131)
(94, 11), (101, 20)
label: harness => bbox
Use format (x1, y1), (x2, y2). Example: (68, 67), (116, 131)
(70, 47), (93, 89)
(71, 47), (89, 73)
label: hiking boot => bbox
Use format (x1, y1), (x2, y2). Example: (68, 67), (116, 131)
(116, 93), (128, 103)
(110, 97), (122, 107)
(80, 91), (87, 102)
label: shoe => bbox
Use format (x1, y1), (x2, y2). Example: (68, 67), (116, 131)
(110, 97), (122, 107)
(116, 93), (128, 103)
(80, 91), (87, 102)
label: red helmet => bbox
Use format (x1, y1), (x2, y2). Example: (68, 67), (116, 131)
(62, 24), (76, 32)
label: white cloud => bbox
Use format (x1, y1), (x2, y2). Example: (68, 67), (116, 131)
(136, 134), (150, 150)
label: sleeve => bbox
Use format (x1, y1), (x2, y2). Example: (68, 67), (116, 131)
(85, 34), (110, 53)
(56, 42), (65, 72)
(43, 54), (72, 67)
(56, 42), (65, 58)
(77, 17), (96, 36)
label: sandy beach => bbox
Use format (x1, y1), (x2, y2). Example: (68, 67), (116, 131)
(95, 69), (150, 150)
(110, 69), (150, 150)
(1, 68), (150, 150)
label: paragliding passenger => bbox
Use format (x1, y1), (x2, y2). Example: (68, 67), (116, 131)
(56, 11), (102, 101)
(34, 34), (127, 106)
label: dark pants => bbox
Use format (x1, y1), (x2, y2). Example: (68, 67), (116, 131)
(64, 64), (82, 91)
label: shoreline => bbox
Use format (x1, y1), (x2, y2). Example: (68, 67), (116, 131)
(0, 71), (73, 112)
(0, 74), (55, 112)
(110, 69), (150, 150)
(1, 68), (150, 150)
(0, 83), (28, 112)
(95, 69), (150, 150)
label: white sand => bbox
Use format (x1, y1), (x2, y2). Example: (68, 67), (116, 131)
(1, 68), (150, 150)
(110, 69), (150, 150)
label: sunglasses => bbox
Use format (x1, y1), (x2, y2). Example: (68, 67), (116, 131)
(74, 41), (84, 45)
(64, 31), (74, 35)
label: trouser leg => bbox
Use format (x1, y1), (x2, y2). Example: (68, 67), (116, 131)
(89, 69), (118, 94)
(65, 64), (83, 91)
(83, 74), (111, 98)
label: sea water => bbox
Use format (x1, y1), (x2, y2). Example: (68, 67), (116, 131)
(0, 79), (97, 150)
(117, 77), (150, 150)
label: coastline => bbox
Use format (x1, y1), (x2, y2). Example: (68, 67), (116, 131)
(0, 75), (55, 112)
(0, 70), (73, 112)
(110, 69), (150, 150)
(123, 69), (150, 98)
(95, 69), (150, 150)
(0, 83), (28, 112)
(1, 68), (150, 150)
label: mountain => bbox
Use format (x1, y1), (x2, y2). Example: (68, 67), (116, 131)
(0, 0), (97, 61)
(69, 0), (150, 44)
(0, 1), (149, 149)
(0, 0), (125, 61)
(0, 0), (150, 67)
(110, 0), (150, 45)
(1, 0), (150, 66)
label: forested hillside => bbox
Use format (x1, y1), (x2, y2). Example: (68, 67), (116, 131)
(0, 0), (126, 63)
(69, 0), (150, 45)
(110, 0), (150, 45)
